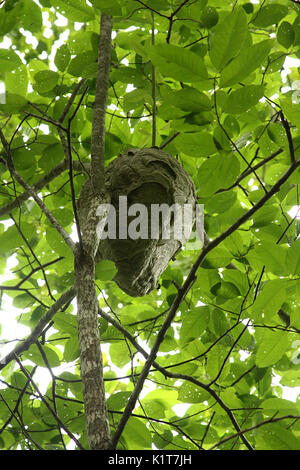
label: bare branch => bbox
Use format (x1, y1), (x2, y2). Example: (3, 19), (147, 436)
(58, 78), (87, 124)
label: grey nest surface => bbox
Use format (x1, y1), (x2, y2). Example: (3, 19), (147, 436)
(79, 147), (197, 297)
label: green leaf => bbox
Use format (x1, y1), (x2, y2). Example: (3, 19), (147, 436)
(109, 342), (130, 368)
(247, 242), (288, 276)
(23, 344), (61, 368)
(210, 7), (248, 70)
(64, 336), (80, 362)
(123, 88), (152, 112)
(251, 204), (280, 228)
(0, 93), (27, 114)
(180, 306), (210, 344)
(68, 51), (98, 78)
(286, 239), (300, 276)
(222, 270), (249, 296)
(253, 279), (288, 322)
(120, 303), (156, 323)
(253, 4), (288, 28)
(211, 308), (230, 336)
(280, 98), (300, 129)
(206, 345), (230, 382)
(277, 21), (295, 49)
(197, 153), (240, 196)
(5, 64), (28, 97)
(0, 49), (22, 72)
(22, 0), (43, 32)
(220, 388), (243, 409)
(90, 0), (121, 15)
(175, 131), (217, 158)
(242, 3), (253, 14)
(46, 227), (73, 258)
(220, 40), (273, 88)
(162, 87), (212, 113)
(39, 143), (64, 171)
(202, 246), (232, 269)
(256, 423), (300, 450)
(222, 85), (265, 114)
(210, 281), (240, 300)
(123, 417), (152, 449)
(0, 0), (42, 34)
(178, 381), (210, 403)
(0, 223), (35, 254)
(53, 312), (77, 335)
(33, 70), (59, 94)
(95, 260), (117, 281)
(50, 0), (94, 22)
(149, 44), (208, 82)
(200, 6), (219, 29)
(261, 398), (300, 415)
(12, 293), (35, 308)
(0, 7), (17, 35)
(204, 191), (237, 214)
(176, 0), (207, 20)
(107, 392), (131, 411)
(54, 44), (71, 72)
(256, 329), (291, 367)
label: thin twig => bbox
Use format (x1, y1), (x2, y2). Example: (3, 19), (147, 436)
(209, 413), (300, 450)
(15, 356), (85, 450)
(279, 110), (295, 163)
(159, 131), (180, 150)
(0, 287), (76, 370)
(99, 307), (252, 450)
(58, 79), (87, 123)
(213, 82), (268, 194)
(0, 128), (75, 253)
(23, 111), (67, 132)
(216, 148), (283, 194)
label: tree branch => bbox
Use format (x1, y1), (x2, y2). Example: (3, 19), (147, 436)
(0, 159), (89, 218)
(0, 287), (76, 371)
(90, 13), (113, 194)
(0, 128), (76, 253)
(216, 148), (283, 194)
(74, 12), (113, 451)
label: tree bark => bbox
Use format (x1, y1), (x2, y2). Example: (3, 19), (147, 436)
(74, 13), (113, 449)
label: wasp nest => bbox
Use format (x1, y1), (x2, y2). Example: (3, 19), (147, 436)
(78, 147), (197, 297)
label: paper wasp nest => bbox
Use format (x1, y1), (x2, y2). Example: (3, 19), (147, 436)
(78, 148), (197, 297)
